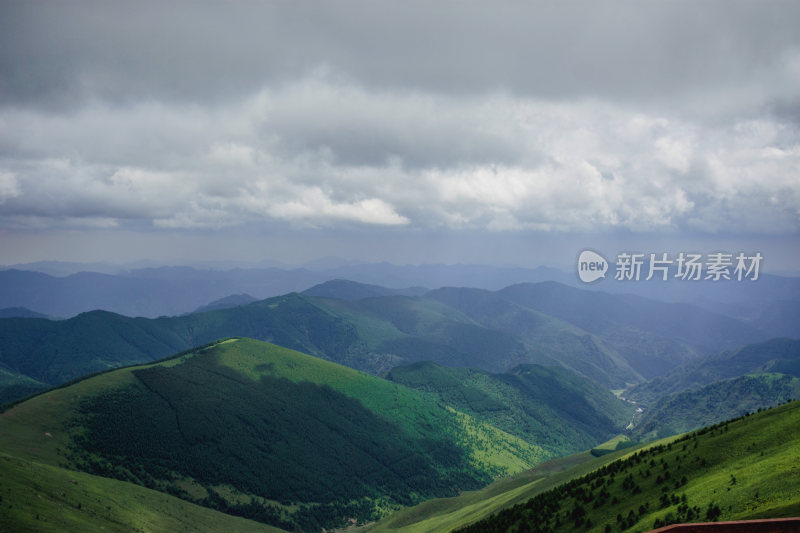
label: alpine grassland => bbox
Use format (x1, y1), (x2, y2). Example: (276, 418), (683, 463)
(0, 452), (286, 533)
(453, 400), (800, 532)
(0, 338), (548, 531)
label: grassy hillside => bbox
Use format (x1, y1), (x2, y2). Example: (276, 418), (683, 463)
(633, 373), (800, 440)
(0, 338), (546, 532)
(385, 362), (633, 457)
(455, 400), (800, 533)
(0, 453), (286, 533)
(363, 444), (649, 533)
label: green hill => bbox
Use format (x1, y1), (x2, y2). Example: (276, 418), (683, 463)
(363, 401), (800, 533)
(0, 366), (48, 404)
(0, 338), (547, 532)
(364, 446), (641, 533)
(403, 288), (645, 388)
(0, 452), (286, 533)
(453, 400), (800, 533)
(385, 362), (633, 457)
(0, 293), (363, 399)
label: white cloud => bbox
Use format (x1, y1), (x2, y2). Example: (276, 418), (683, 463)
(0, 76), (797, 234)
(267, 188), (409, 226)
(0, 172), (21, 203)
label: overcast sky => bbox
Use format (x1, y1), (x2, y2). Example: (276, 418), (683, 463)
(1, 1), (798, 270)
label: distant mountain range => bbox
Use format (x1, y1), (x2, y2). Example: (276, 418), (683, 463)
(0, 279), (779, 405)
(0, 307), (49, 319)
(2, 262), (797, 327)
(190, 293), (259, 313)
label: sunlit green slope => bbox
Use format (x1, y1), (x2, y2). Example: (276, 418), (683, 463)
(0, 338), (545, 531)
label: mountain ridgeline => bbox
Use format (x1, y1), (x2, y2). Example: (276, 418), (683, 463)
(0, 280), (777, 404)
(2, 263), (798, 327)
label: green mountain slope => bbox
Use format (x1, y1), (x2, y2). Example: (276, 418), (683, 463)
(0, 313), (188, 386)
(318, 294), (542, 374)
(0, 338), (546, 532)
(365, 445), (640, 533)
(455, 400), (800, 533)
(420, 287), (645, 387)
(0, 366), (48, 404)
(0, 453), (286, 533)
(626, 338), (800, 406)
(633, 373), (800, 440)
(0, 293), (362, 399)
(370, 401), (799, 533)
(385, 362), (633, 457)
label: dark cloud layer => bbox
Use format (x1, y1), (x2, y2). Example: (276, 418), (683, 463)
(3, 1), (798, 109)
(0, 1), (798, 266)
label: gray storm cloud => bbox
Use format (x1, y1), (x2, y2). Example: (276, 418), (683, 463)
(0, 1), (798, 257)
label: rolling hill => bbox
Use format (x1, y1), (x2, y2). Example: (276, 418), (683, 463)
(0, 338), (548, 531)
(0, 452), (287, 533)
(385, 361), (633, 457)
(367, 400), (800, 533)
(423, 287), (646, 385)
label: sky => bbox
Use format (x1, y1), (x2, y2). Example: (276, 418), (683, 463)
(1, 1), (799, 271)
